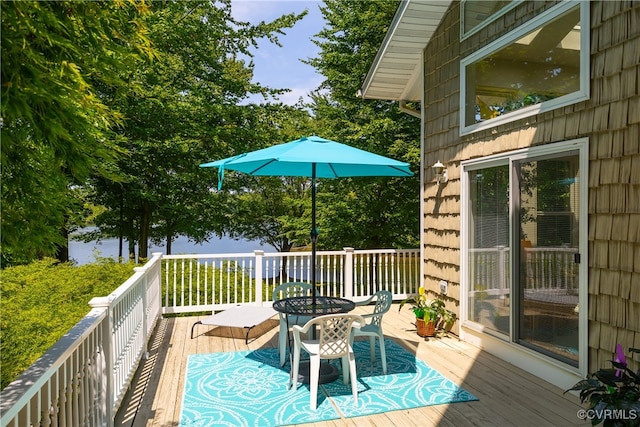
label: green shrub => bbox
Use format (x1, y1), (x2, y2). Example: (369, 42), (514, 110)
(0, 258), (136, 389)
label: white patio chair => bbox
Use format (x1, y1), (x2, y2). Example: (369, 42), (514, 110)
(291, 313), (365, 410)
(351, 290), (392, 374)
(272, 281), (313, 366)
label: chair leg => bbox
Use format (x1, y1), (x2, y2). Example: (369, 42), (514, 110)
(378, 334), (387, 374)
(309, 356), (320, 410)
(279, 322), (287, 367)
(341, 355), (350, 384)
(292, 344), (300, 390)
(369, 336), (376, 364)
(348, 351), (358, 405)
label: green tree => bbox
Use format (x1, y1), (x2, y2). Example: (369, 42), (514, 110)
(86, 1), (306, 259)
(307, 0), (420, 250)
(207, 1), (420, 257)
(1, 1), (154, 265)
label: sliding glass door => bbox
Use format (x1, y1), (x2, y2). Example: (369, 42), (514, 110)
(464, 141), (585, 369)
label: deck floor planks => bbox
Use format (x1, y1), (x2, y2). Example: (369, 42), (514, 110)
(415, 340), (581, 426)
(437, 337), (583, 425)
(164, 313), (190, 426)
(116, 303), (589, 427)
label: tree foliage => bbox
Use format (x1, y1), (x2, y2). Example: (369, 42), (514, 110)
(2, 0), (419, 267)
(212, 1), (420, 253)
(306, 0), (421, 249)
(1, 1), (154, 265)
(0, 258), (136, 389)
(2, 0), (307, 263)
(86, 1), (306, 260)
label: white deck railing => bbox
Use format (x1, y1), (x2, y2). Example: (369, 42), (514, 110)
(0, 248), (419, 427)
(0, 252), (163, 427)
(470, 246), (579, 296)
(162, 248), (420, 313)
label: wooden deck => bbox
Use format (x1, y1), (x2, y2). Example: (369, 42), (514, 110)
(115, 304), (589, 427)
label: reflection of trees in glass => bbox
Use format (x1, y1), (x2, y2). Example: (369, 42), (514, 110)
(537, 160), (571, 211)
(536, 160), (573, 246)
(476, 90), (557, 123)
(518, 162), (536, 240)
(519, 159), (575, 246)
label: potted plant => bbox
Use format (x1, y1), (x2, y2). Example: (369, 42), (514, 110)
(565, 344), (640, 426)
(399, 286), (454, 337)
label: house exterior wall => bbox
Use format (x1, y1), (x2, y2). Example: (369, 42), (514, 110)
(421, 0), (640, 374)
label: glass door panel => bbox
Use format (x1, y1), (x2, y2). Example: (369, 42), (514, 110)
(468, 165), (510, 336)
(516, 154), (580, 365)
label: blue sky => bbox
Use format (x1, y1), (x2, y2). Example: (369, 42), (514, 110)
(231, 0), (325, 105)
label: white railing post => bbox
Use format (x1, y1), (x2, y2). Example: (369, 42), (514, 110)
(254, 250), (264, 304)
(148, 253), (163, 335)
(496, 246), (507, 298)
(343, 247), (354, 300)
(88, 296), (114, 427)
(134, 266), (149, 359)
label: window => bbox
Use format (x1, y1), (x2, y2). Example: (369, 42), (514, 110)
(461, 0), (518, 38)
(461, 139), (588, 372)
(460, 1), (589, 135)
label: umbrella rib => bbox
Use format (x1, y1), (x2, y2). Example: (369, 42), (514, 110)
(249, 159), (277, 175)
(390, 165), (414, 176)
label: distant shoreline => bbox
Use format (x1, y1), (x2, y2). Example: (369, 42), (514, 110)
(68, 231), (274, 265)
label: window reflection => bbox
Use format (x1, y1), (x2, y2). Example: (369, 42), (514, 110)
(465, 6), (581, 126)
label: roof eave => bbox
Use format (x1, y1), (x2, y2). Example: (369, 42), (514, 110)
(359, 0), (451, 102)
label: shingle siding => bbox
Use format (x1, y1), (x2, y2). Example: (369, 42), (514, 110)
(421, 0), (640, 373)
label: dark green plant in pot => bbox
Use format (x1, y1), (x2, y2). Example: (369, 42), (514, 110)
(565, 344), (640, 426)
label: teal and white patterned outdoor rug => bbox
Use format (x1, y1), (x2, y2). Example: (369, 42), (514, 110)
(180, 338), (478, 426)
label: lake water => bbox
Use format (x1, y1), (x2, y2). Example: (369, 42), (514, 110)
(68, 233), (275, 265)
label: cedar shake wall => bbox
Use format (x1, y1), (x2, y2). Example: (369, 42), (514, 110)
(421, 0), (640, 373)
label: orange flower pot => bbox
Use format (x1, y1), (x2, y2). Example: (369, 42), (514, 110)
(416, 318), (436, 337)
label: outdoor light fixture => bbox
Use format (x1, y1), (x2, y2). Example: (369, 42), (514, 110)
(433, 160), (448, 184)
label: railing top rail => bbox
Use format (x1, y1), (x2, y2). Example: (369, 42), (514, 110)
(161, 248), (419, 260)
(352, 248), (419, 254)
(0, 308), (107, 422)
(269, 250), (345, 257)
(161, 250), (339, 260)
(162, 252), (260, 260)
(524, 247), (578, 252)
(104, 253), (162, 306)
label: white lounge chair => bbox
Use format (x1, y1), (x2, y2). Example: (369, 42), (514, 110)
(190, 305), (277, 344)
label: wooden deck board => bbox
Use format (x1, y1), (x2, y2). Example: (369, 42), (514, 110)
(115, 304), (589, 427)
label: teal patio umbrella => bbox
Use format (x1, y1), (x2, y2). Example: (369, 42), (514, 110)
(200, 135), (413, 305)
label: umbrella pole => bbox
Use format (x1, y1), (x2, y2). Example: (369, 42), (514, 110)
(310, 164), (318, 307)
